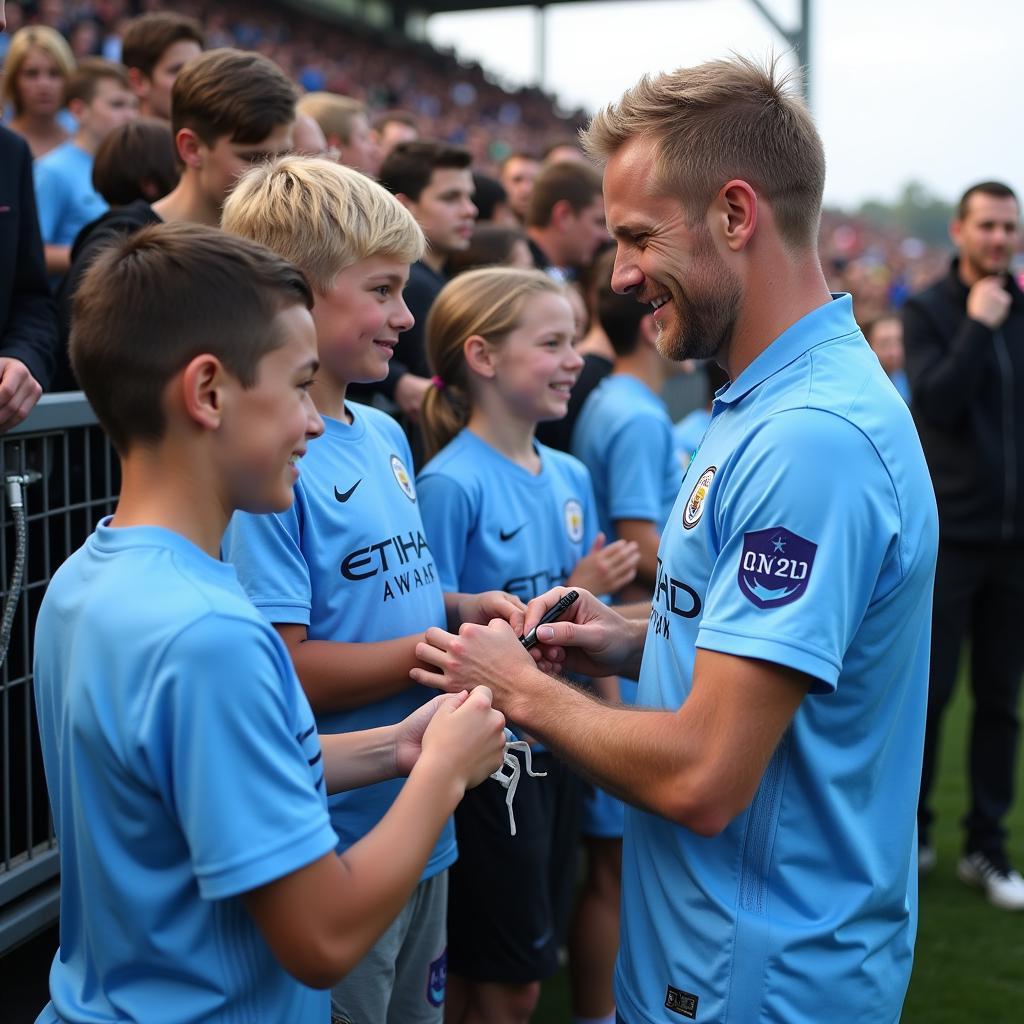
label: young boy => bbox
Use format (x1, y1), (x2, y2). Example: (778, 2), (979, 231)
(34, 57), (138, 276)
(119, 10), (204, 122)
(221, 157), (522, 1024)
(55, 46), (297, 391)
(33, 221), (506, 1024)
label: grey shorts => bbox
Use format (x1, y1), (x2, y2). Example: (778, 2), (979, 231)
(330, 869), (448, 1024)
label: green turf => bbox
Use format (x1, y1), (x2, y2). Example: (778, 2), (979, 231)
(535, 677), (1024, 1022)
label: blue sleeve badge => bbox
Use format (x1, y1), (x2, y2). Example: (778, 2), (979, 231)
(737, 527), (817, 608)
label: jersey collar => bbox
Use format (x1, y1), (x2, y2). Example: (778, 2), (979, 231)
(715, 293), (860, 407)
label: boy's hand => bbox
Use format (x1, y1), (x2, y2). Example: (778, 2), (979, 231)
(566, 533), (640, 597)
(412, 619), (538, 714)
(393, 691), (470, 777)
(0, 358), (42, 432)
(418, 686), (507, 788)
(449, 589), (527, 635)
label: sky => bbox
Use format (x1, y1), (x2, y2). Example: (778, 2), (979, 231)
(425, 0), (1021, 210)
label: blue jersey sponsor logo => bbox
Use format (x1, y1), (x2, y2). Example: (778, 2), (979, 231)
(738, 527), (816, 608)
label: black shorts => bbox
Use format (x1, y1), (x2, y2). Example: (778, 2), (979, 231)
(447, 749), (582, 984)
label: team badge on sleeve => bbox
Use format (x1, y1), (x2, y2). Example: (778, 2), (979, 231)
(738, 527), (817, 608)
(564, 499), (584, 543)
(390, 454), (416, 502)
(682, 466), (715, 529)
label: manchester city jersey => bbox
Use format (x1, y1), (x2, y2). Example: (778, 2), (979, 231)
(571, 373), (680, 539)
(616, 295), (938, 1024)
(417, 428), (598, 602)
(223, 402), (454, 878)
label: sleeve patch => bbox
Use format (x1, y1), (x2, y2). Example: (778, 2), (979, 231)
(737, 526), (817, 608)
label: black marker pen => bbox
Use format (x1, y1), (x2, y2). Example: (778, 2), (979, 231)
(521, 590), (580, 650)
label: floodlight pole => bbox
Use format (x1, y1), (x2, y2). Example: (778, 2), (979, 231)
(535, 3), (548, 89)
(746, 0), (812, 106)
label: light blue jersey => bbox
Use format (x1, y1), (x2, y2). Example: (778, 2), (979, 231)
(616, 295), (938, 1024)
(418, 429), (598, 754)
(673, 407), (712, 470)
(571, 373), (680, 540)
(223, 403), (454, 878)
(33, 523), (337, 1024)
(33, 141), (107, 247)
(417, 428), (597, 602)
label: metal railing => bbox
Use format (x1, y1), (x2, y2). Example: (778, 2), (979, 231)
(0, 394), (118, 954)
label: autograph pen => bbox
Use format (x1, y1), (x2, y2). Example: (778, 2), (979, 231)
(520, 590), (580, 650)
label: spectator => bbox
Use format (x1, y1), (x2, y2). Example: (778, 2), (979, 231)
(526, 160), (607, 281)
(373, 109), (418, 158)
(291, 110), (328, 156)
(91, 115), (177, 207)
(904, 180), (1024, 910)
(469, 171), (514, 224)
(120, 11), (203, 121)
(34, 57), (137, 277)
(375, 140), (477, 436)
(2, 24), (75, 158)
(447, 223), (532, 276)
(297, 92), (380, 177)
(499, 151), (540, 225)
(0, 122), (56, 429)
(865, 312), (910, 403)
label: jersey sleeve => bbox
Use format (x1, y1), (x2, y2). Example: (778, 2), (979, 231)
(416, 471), (474, 592)
(606, 413), (674, 524)
(139, 615), (337, 899)
(222, 499), (311, 625)
(696, 408), (901, 693)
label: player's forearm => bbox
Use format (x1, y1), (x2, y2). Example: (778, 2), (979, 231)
(320, 727), (399, 793)
(506, 669), (712, 829)
(291, 634), (436, 712)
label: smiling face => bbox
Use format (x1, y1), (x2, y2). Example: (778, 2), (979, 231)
(310, 255), (414, 390)
(220, 303), (324, 514)
(484, 291), (583, 424)
(604, 136), (742, 363)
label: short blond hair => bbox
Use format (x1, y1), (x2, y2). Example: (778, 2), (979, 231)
(2, 26), (76, 114)
(297, 92), (366, 145)
(222, 156), (425, 291)
(583, 55), (824, 248)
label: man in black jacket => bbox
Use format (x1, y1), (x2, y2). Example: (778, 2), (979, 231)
(904, 180), (1024, 910)
(0, 123), (56, 428)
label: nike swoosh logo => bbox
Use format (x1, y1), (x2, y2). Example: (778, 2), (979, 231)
(334, 480), (362, 502)
(499, 524), (527, 542)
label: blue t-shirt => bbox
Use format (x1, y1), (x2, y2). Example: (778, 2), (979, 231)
(33, 140), (107, 246)
(572, 372), (680, 539)
(33, 522), (337, 1024)
(222, 403), (454, 878)
(417, 428), (598, 601)
(616, 295), (938, 1024)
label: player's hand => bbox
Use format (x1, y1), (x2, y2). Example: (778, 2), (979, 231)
(393, 691), (470, 776)
(522, 586), (640, 678)
(417, 686), (506, 789)
(412, 617), (537, 713)
(451, 589), (527, 636)
(0, 358), (42, 432)
(566, 533), (640, 597)
(967, 276), (1012, 329)
(393, 373), (432, 422)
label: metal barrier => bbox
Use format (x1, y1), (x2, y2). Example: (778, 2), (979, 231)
(0, 394), (118, 954)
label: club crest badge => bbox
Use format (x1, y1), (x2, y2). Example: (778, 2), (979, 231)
(737, 527), (817, 609)
(682, 466), (716, 530)
(564, 499), (584, 543)
(390, 454), (416, 502)
(426, 948), (447, 1008)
